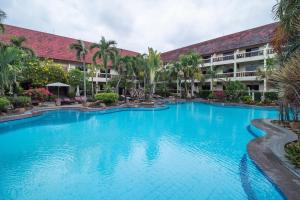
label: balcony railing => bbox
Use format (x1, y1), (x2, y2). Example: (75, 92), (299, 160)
(213, 54), (234, 62)
(236, 71), (257, 77)
(203, 58), (211, 63)
(236, 50), (264, 59)
(97, 73), (118, 78)
(215, 72), (234, 78)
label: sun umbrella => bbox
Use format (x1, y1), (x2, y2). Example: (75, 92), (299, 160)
(46, 82), (70, 99)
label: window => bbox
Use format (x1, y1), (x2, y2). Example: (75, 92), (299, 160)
(223, 68), (234, 73)
(247, 85), (259, 91)
(245, 65), (257, 71)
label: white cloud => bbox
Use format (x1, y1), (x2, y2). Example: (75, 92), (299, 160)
(0, 0), (275, 53)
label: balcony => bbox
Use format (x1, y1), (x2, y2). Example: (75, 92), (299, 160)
(215, 72), (234, 78)
(236, 50), (264, 59)
(236, 71), (257, 77)
(212, 54), (234, 62)
(203, 48), (275, 66)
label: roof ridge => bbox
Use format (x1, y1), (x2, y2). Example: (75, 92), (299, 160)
(162, 22), (278, 54)
(3, 24), (140, 54)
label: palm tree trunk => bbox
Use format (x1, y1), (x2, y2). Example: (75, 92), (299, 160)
(91, 77), (94, 97)
(83, 56), (87, 102)
(105, 64), (108, 86)
(191, 78), (195, 98)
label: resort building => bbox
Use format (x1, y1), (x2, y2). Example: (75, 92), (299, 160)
(0, 24), (139, 91)
(0, 23), (278, 93)
(161, 23), (278, 92)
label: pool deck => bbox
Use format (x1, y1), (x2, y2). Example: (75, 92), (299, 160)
(248, 119), (300, 200)
(1, 99), (299, 199)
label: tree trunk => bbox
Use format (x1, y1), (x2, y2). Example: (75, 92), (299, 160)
(83, 56), (87, 103)
(91, 77), (94, 97)
(191, 78), (195, 98)
(105, 65), (108, 86)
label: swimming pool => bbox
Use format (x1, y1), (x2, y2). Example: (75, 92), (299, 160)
(0, 102), (285, 199)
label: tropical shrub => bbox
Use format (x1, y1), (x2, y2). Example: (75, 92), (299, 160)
(285, 141), (300, 168)
(95, 93), (119, 104)
(0, 97), (10, 112)
(24, 88), (53, 102)
(8, 96), (31, 108)
(265, 92), (278, 101)
(213, 90), (225, 100)
(20, 58), (68, 87)
(254, 92), (262, 102)
(224, 81), (246, 102)
(241, 96), (254, 104)
(198, 90), (211, 99)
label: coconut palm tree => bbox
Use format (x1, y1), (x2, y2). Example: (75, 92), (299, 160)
(10, 36), (35, 56)
(0, 9), (6, 33)
(272, 0), (300, 61)
(70, 40), (88, 101)
(87, 64), (99, 97)
(146, 47), (162, 97)
(119, 56), (135, 101)
(90, 36), (118, 86)
(0, 46), (22, 95)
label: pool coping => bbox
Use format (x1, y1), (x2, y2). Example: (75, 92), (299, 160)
(248, 119), (300, 200)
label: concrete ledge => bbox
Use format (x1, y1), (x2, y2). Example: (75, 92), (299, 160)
(0, 103), (169, 123)
(248, 119), (300, 200)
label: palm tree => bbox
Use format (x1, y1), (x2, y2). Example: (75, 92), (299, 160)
(146, 47), (162, 97)
(70, 40), (88, 101)
(0, 9), (6, 33)
(187, 52), (203, 97)
(0, 46), (22, 95)
(90, 36), (118, 86)
(135, 54), (148, 93)
(272, 0), (300, 61)
(10, 36), (35, 56)
(87, 64), (99, 97)
(119, 56), (135, 101)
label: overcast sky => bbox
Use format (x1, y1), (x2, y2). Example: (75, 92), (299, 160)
(1, 0), (276, 53)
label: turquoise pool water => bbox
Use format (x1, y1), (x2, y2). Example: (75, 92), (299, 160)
(0, 102), (284, 200)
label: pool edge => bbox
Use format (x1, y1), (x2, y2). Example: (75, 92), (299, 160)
(247, 119), (300, 200)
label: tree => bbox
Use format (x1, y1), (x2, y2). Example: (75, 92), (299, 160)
(10, 36), (35, 56)
(0, 46), (22, 95)
(68, 68), (84, 93)
(70, 40), (88, 101)
(20, 59), (67, 88)
(90, 36), (118, 86)
(224, 80), (247, 102)
(115, 56), (135, 101)
(272, 0), (300, 62)
(87, 64), (99, 96)
(0, 9), (6, 33)
(146, 47), (162, 97)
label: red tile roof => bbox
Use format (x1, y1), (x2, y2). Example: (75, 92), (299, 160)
(161, 23), (278, 62)
(0, 24), (139, 64)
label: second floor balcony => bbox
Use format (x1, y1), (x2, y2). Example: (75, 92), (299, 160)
(202, 48), (275, 67)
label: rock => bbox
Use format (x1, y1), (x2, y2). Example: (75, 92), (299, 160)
(15, 108), (26, 114)
(99, 103), (106, 108)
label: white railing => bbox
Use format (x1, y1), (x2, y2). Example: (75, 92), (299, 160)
(203, 48), (275, 66)
(236, 50), (264, 59)
(236, 71), (257, 77)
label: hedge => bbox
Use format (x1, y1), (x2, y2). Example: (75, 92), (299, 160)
(8, 96), (31, 108)
(0, 97), (10, 112)
(94, 93), (119, 104)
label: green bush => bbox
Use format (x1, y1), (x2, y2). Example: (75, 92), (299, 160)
(265, 92), (278, 101)
(198, 90), (211, 99)
(224, 81), (247, 102)
(286, 142), (300, 168)
(254, 92), (262, 102)
(241, 96), (254, 104)
(8, 96), (31, 108)
(0, 97), (10, 112)
(94, 93), (119, 104)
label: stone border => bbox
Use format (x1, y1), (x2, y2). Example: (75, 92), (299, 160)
(0, 103), (168, 123)
(248, 119), (300, 200)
